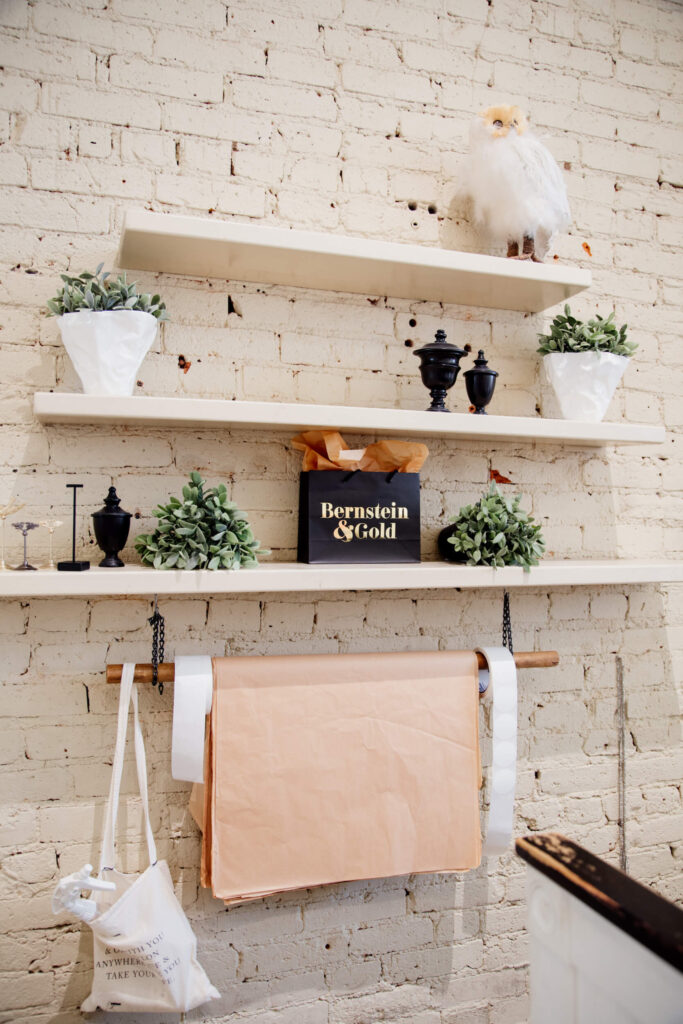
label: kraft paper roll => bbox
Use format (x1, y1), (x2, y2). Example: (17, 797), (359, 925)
(476, 646), (518, 856)
(172, 656), (214, 783)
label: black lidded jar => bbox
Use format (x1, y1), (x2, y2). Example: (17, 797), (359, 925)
(92, 486), (132, 568)
(463, 349), (498, 415)
(413, 329), (467, 412)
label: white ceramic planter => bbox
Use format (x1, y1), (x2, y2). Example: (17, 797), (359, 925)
(58, 310), (158, 397)
(544, 351), (629, 423)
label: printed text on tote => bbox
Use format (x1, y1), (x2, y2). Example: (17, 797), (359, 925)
(100, 932), (178, 986)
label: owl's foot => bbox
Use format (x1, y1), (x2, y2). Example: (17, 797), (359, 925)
(507, 237), (539, 260)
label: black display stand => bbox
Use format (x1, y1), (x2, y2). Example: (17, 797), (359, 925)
(57, 483), (90, 572)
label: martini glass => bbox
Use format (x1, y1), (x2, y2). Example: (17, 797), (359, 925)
(13, 521), (39, 570)
(0, 498), (25, 570)
(39, 519), (63, 570)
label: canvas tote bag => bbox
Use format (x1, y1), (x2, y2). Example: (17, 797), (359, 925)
(81, 664), (219, 1013)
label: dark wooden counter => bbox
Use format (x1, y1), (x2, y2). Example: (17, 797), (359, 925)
(516, 833), (683, 974)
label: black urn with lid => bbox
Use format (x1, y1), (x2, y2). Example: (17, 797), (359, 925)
(464, 349), (498, 415)
(413, 329), (467, 412)
(92, 486), (132, 568)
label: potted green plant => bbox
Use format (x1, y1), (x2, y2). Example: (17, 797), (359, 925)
(46, 264), (167, 397)
(538, 305), (636, 422)
(438, 482), (545, 571)
(135, 472), (266, 570)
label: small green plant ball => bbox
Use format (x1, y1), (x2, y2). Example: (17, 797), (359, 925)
(447, 482), (545, 572)
(537, 304), (636, 357)
(46, 263), (168, 320)
(135, 471), (266, 571)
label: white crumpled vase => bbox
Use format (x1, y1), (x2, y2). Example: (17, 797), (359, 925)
(543, 351), (630, 423)
(58, 310), (158, 396)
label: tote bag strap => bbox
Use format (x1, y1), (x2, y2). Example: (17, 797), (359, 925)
(99, 664), (157, 875)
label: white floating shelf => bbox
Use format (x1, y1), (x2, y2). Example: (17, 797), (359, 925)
(118, 209), (591, 313)
(1, 561), (681, 598)
(33, 394), (665, 448)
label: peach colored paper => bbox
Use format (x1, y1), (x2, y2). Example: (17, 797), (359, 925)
(291, 431), (429, 473)
(203, 651), (481, 903)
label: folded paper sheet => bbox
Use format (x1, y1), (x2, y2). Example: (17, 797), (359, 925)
(292, 430), (429, 473)
(202, 650), (481, 903)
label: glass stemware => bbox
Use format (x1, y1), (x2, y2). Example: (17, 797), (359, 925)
(13, 521), (39, 571)
(0, 498), (25, 570)
(39, 519), (63, 571)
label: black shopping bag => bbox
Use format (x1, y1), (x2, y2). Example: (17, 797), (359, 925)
(298, 470), (421, 564)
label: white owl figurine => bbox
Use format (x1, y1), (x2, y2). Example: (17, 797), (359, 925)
(459, 105), (570, 262)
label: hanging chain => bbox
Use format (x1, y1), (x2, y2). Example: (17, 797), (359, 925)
(502, 590), (513, 654)
(148, 596), (165, 695)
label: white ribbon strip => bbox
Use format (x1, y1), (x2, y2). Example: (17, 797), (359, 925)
(172, 655), (214, 783)
(476, 646), (518, 856)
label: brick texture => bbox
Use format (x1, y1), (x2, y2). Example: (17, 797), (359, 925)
(0, 0), (682, 1021)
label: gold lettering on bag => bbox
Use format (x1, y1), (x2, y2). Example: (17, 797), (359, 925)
(329, 517), (400, 542)
(332, 519), (354, 542)
(321, 501), (408, 543)
(320, 500), (408, 524)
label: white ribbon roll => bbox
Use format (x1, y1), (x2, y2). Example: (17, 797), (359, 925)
(172, 655), (213, 783)
(476, 646), (518, 856)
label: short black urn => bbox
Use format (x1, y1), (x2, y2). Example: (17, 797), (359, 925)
(92, 486), (131, 568)
(464, 349), (498, 415)
(414, 329), (466, 413)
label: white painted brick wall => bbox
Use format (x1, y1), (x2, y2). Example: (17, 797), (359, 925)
(0, 0), (682, 1020)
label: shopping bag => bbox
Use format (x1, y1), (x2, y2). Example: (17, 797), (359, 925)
(78, 664), (219, 1013)
(298, 470), (421, 563)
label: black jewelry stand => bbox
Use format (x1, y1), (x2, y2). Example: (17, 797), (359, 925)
(57, 483), (90, 571)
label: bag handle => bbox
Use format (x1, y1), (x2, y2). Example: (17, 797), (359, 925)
(99, 663), (157, 874)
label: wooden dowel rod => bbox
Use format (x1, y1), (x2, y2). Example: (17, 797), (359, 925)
(106, 651), (559, 684)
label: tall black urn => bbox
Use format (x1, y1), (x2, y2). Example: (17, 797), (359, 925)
(92, 486), (132, 568)
(464, 349), (498, 414)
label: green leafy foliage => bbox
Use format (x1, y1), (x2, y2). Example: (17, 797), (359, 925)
(446, 482), (545, 572)
(537, 304), (635, 357)
(46, 263), (168, 320)
(135, 472), (266, 571)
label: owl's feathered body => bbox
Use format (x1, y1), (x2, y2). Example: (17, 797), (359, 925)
(460, 105), (571, 261)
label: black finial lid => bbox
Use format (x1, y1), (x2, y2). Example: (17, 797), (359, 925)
(94, 486), (131, 518)
(414, 328), (466, 357)
(464, 349), (498, 378)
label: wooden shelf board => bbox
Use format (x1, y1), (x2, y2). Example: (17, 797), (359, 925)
(1, 561), (681, 598)
(33, 394), (665, 447)
(117, 209), (591, 313)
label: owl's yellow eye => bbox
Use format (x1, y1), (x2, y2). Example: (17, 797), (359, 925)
(493, 119), (503, 128)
